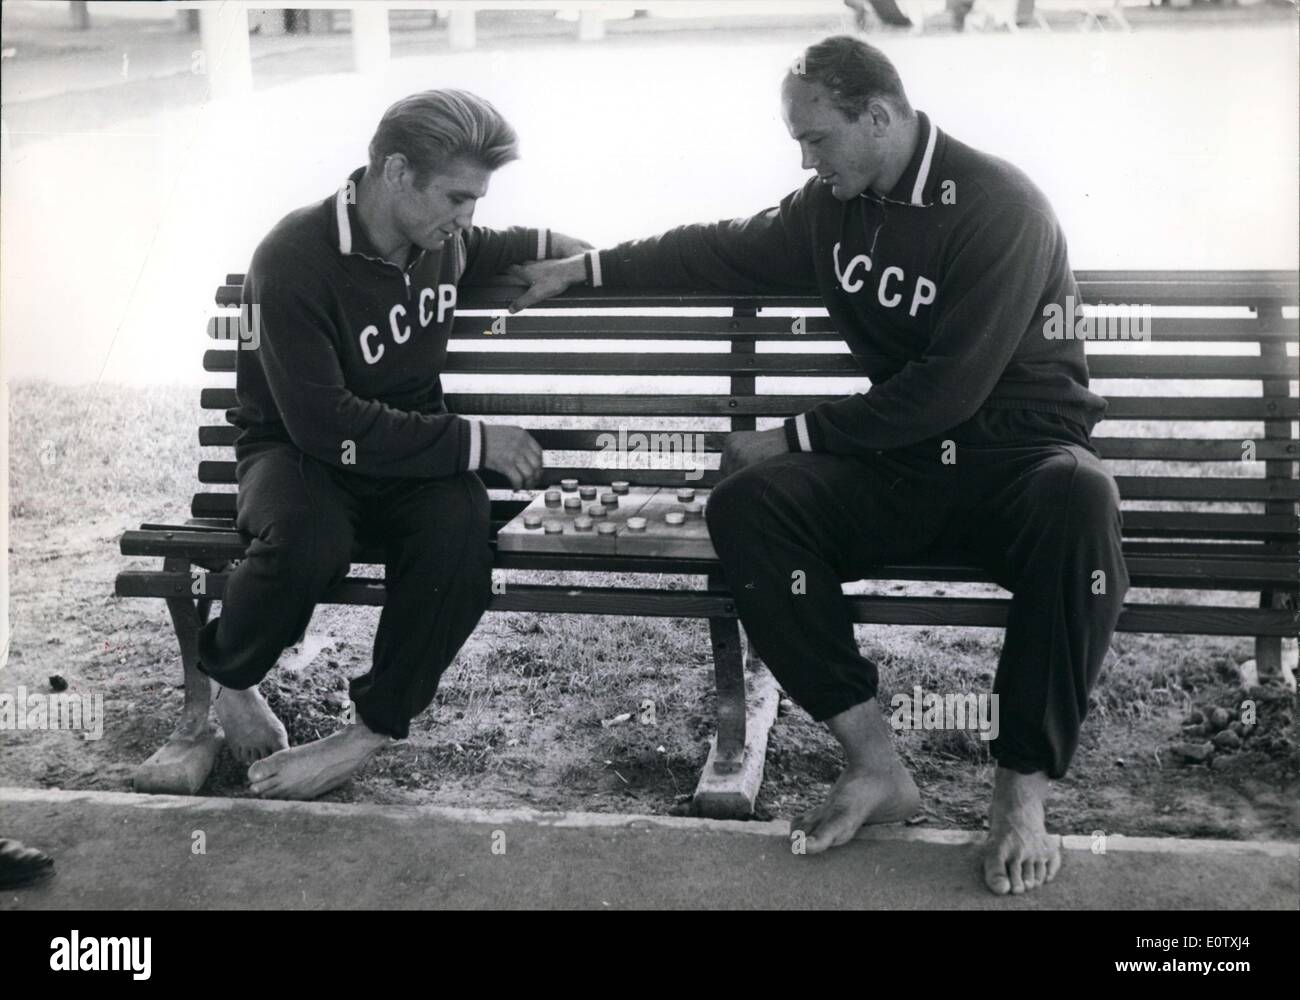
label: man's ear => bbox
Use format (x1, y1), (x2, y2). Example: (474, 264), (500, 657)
(382, 153), (411, 190)
(865, 98), (893, 135)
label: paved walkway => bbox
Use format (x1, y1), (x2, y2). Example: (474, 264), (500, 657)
(2, 787), (1295, 909)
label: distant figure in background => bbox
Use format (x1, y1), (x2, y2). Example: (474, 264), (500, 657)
(945, 0), (1038, 30)
(848, 0), (1037, 32)
(845, 0), (915, 29)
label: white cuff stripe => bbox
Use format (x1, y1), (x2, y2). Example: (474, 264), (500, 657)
(795, 413), (813, 452)
(536, 228), (549, 260)
(587, 250), (603, 288)
(467, 420), (483, 471)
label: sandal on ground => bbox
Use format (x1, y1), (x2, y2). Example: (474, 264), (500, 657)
(0, 839), (56, 890)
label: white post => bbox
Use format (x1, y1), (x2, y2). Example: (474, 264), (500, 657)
(0, 274), (9, 673)
(449, 7), (476, 50)
(351, 6), (390, 74)
(578, 8), (605, 41)
(199, 2), (253, 102)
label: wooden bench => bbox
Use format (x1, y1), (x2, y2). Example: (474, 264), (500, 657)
(116, 269), (1298, 816)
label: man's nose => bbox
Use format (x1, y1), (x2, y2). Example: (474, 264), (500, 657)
(454, 202), (476, 231)
(800, 145), (817, 171)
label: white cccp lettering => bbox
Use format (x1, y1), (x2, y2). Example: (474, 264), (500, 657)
(436, 284), (457, 324)
(877, 266), (905, 308)
(389, 303), (410, 344)
(909, 276), (936, 317)
(359, 324), (384, 365)
(419, 287), (435, 327)
(833, 241), (872, 294)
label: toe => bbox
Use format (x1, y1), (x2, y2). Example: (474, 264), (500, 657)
(981, 855), (1011, 896)
(1045, 850), (1062, 882)
(248, 757), (277, 782)
(1033, 858), (1047, 886)
(1007, 857), (1026, 894)
(1020, 857), (1037, 890)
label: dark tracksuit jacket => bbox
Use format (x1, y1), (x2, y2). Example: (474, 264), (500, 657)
(230, 165), (554, 475)
(582, 113), (1126, 777)
(585, 110), (1109, 452)
(198, 167), (555, 737)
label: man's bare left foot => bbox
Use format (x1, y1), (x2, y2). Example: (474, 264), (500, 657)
(213, 683), (289, 764)
(982, 767), (1061, 895)
(247, 721), (391, 800)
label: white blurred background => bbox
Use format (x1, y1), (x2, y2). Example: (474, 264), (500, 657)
(1, 0), (1297, 386)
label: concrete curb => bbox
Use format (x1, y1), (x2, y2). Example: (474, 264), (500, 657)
(4, 786), (1296, 859)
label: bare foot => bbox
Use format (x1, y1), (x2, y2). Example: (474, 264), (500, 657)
(247, 721), (391, 800)
(213, 683), (288, 765)
(789, 698), (921, 855)
(794, 764), (921, 854)
(982, 767), (1061, 896)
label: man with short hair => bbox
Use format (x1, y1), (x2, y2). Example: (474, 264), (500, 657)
(507, 37), (1128, 896)
(197, 89), (590, 800)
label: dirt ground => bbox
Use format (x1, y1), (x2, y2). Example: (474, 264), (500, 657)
(4, 384), (1297, 842)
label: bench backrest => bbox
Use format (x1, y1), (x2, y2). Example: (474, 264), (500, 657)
(199, 270), (1298, 552)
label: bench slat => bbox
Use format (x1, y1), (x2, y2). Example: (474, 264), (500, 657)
(195, 441), (1297, 490)
(194, 462), (1300, 504)
(448, 353), (1299, 379)
(197, 351), (1297, 381)
(195, 395), (1300, 434)
(1118, 511), (1297, 539)
(1095, 439), (1297, 461)
(216, 271), (1300, 310)
(124, 520), (1300, 582)
(119, 530), (1300, 590)
(111, 569), (1300, 636)
(204, 314), (1300, 346)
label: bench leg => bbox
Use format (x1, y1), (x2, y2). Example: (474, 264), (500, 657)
(693, 614), (781, 819)
(1254, 590), (1297, 685)
(133, 558), (224, 794)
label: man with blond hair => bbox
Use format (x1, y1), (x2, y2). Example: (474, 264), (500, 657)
(198, 89), (590, 799)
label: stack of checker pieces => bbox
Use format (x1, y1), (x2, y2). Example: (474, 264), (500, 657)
(496, 480), (715, 559)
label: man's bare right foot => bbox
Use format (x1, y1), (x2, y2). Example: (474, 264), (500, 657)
(794, 764), (920, 854)
(213, 683), (289, 765)
(790, 697), (921, 855)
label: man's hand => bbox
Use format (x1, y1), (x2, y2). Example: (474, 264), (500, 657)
(481, 423), (543, 490)
(505, 255), (587, 313)
(719, 427), (790, 480)
(548, 232), (594, 259)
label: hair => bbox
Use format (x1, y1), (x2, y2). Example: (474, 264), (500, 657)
(789, 36), (912, 122)
(368, 89), (519, 185)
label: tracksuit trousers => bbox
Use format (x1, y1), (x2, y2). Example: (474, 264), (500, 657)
(706, 407), (1128, 779)
(195, 440), (493, 740)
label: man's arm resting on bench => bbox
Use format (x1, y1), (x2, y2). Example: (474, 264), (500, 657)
(503, 183), (819, 311)
(459, 225), (592, 286)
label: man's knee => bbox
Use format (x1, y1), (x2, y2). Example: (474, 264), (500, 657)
(706, 460), (797, 550)
(1032, 451), (1123, 536)
(244, 515), (352, 592)
(400, 473), (492, 575)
